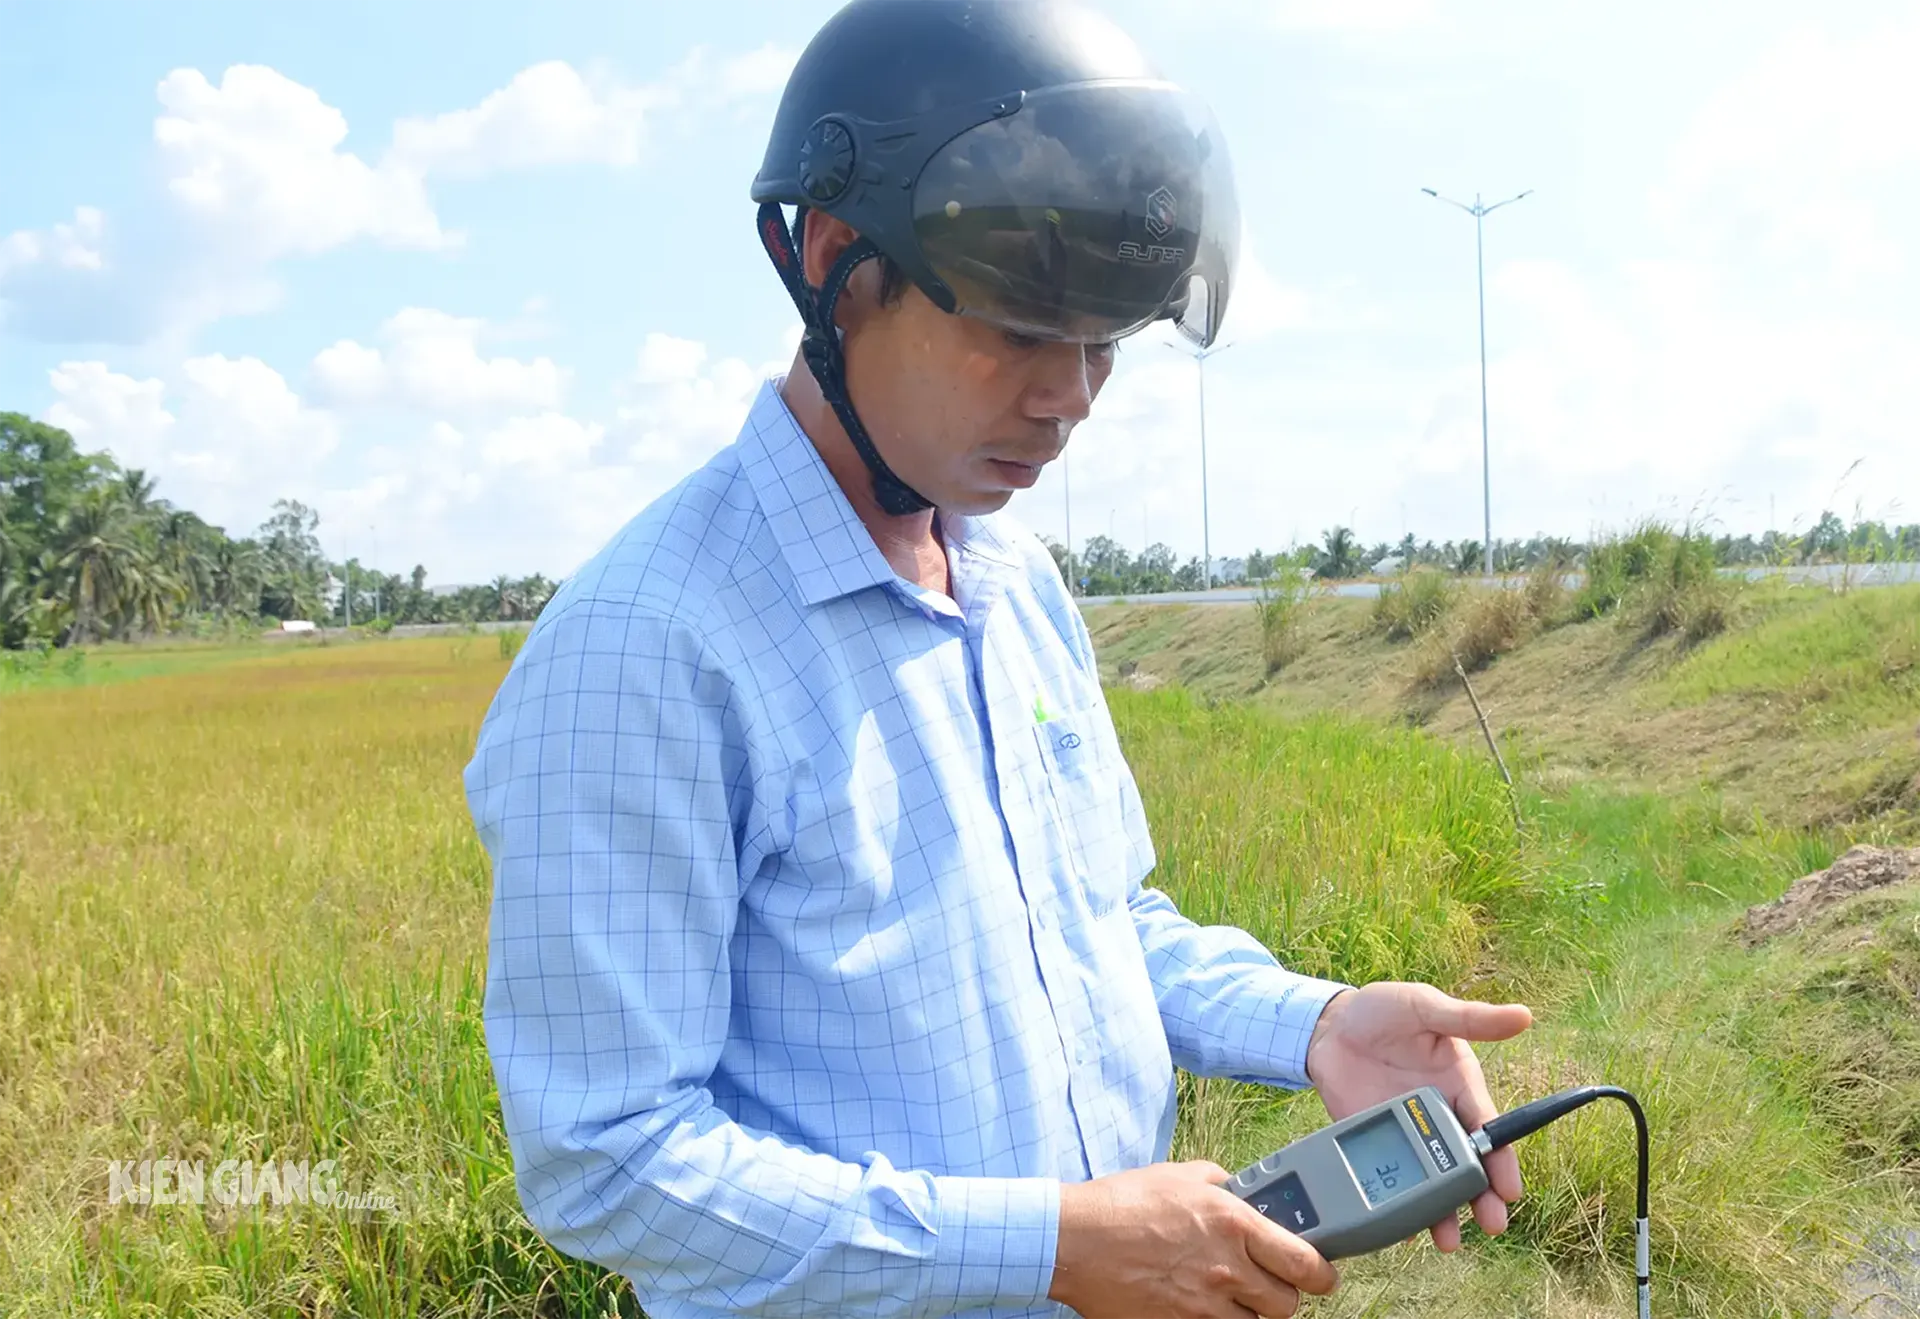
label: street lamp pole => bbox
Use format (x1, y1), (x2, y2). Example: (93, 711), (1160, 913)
(1165, 338), (1234, 590)
(1063, 448), (1074, 595)
(1422, 187), (1530, 578)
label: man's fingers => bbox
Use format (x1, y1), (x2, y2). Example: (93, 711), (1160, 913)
(1429, 1209), (1463, 1253)
(1470, 1187), (1510, 1236)
(1241, 1213), (1340, 1297)
(1416, 989), (1534, 1043)
(1483, 1144), (1524, 1204)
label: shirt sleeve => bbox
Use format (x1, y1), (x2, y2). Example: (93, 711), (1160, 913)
(1116, 759), (1353, 1090)
(464, 597), (1060, 1318)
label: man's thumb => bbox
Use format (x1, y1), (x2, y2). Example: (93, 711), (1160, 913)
(1420, 991), (1534, 1041)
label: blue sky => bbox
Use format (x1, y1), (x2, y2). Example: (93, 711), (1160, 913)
(4, 0), (1916, 584)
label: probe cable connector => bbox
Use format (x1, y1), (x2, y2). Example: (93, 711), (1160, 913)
(1469, 1086), (1652, 1319)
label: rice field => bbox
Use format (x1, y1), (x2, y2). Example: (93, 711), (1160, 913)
(0, 636), (1911, 1316)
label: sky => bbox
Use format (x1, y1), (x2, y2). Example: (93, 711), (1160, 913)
(3, 0), (1917, 586)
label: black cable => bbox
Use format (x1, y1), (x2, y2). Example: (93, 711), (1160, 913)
(1476, 1086), (1651, 1318)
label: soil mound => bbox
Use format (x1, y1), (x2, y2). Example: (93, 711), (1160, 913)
(1743, 845), (1920, 945)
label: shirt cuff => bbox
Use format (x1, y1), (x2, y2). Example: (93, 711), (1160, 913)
(1229, 972), (1354, 1090)
(926, 1175), (1061, 1312)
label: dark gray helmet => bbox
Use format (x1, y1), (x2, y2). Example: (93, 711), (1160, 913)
(753, 0), (1242, 514)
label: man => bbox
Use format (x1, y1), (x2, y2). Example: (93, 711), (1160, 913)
(464, 2), (1533, 1316)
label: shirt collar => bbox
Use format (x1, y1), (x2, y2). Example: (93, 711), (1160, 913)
(738, 377), (1030, 608)
(738, 379), (898, 608)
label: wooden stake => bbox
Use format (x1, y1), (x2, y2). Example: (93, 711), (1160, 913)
(1453, 651), (1524, 834)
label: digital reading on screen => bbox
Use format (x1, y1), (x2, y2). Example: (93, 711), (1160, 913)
(1336, 1112), (1430, 1208)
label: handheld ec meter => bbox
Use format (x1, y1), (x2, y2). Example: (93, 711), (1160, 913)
(1230, 1083), (1655, 1318)
(1227, 1086), (1486, 1261)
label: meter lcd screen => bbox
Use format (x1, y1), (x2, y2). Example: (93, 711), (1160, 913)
(1336, 1112), (1429, 1208)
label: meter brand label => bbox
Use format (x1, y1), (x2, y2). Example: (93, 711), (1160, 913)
(1403, 1096), (1458, 1174)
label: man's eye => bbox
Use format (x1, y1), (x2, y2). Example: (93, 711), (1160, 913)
(1002, 330), (1044, 351)
(1086, 341), (1117, 363)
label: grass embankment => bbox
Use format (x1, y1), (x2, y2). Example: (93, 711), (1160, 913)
(1089, 582), (1920, 833)
(1122, 689), (1913, 1318)
(2, 637), (1912, 1316)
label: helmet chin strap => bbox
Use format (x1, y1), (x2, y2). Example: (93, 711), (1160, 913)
(756, 203), (933, 517)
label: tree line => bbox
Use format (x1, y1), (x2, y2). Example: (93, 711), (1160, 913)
(6, 408), (1916, 648)
(1, 413), (557, 650)
(1047, 517), (1920, 598)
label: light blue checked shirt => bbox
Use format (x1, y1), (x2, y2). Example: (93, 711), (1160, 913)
(465, 379), (1351, 1319)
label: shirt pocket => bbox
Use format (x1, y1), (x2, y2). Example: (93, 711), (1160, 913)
(1030, 706), (1132, 920)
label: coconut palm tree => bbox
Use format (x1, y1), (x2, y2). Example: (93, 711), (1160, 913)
(156, 509), (216, 615)
(54, 489), (144, 643)
(211, 538), (269, 619)
(1315, 526), (1362, 580)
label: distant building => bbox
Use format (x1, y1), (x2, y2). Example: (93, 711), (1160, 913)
(280, 620), (317, 634)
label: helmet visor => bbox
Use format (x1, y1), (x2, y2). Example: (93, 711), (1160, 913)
(912, 82), (1240, 347)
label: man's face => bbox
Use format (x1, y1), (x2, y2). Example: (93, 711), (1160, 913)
(837, 265), (1118, 516)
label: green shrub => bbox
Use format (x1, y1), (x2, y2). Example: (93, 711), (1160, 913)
(497, 628), (527, 662)
(1575, 521), (1740, 642)
(1252, 566), (1316, 675)
(1373, 569), (1459, 640)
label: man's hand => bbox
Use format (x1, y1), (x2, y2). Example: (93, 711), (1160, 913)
(1049, 1161), (1339, 1318)
(1305, 982), (1533, 1253)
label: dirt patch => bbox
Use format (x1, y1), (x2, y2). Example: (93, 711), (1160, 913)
(1743, 846), (1920, 945)
(1116, 659), (1166, 692)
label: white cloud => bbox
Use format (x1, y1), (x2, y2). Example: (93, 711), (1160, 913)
(1265, 0), (1434, 31)
(388, 61), (672, 178)
(44, 355), (340, 535)
(1656, 17), (1920, 286)
(45, 362), (176, 469)
(1227, 246), (1312, 339)
(387, 45), (797, 180)
(155, 65), (452, 260)
(311, 308), (567, 417)
(478, 411), (607, 470)
(0, 207), (106, 278)
(616, 333), (779, 466)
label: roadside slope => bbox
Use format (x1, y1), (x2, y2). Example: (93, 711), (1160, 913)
(1085, 583), (1920, 833)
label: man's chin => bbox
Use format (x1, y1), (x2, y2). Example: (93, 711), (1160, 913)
(940, 489), (1016, 518)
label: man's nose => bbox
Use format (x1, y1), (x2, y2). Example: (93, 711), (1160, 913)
(1029, 343), (1099, 425)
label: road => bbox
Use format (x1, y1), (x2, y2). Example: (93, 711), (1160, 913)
(1075, 562), (1920, 608)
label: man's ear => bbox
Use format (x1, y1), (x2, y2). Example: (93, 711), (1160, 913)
(799, 211), (863, 292)
(799, 211), (886, 332)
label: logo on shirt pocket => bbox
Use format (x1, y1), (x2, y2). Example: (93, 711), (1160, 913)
(1032, 712), (1127, 917)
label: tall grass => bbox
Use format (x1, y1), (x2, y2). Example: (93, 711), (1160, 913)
(1372, 569), (1460, 641)
(1576, 521), (1742, 643)
(1251, 566), (1316, 674)
(1109, 686), (1535, 990)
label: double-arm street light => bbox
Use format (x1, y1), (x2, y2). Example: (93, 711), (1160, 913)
(1422, 187), (1531, 578)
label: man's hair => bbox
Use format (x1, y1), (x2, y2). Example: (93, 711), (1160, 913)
(876, 255), (908, 307)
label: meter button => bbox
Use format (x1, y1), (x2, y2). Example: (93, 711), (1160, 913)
(1251, 1172), (1320, 1234)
